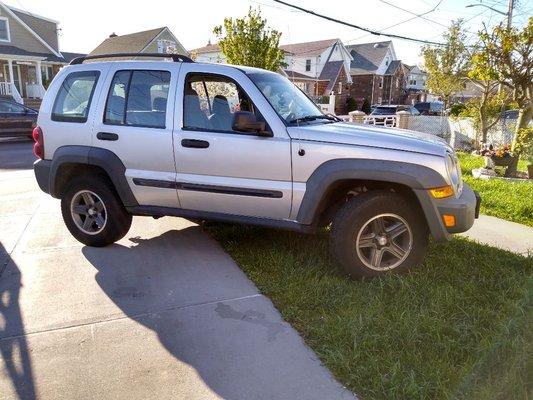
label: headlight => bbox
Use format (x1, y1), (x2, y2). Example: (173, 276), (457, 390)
(446, 153), (462, 196)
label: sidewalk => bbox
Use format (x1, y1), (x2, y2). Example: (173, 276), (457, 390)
(0, 169), (355, 400)
(460, 215), (533, 256)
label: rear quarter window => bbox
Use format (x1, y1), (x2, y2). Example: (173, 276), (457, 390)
(52, 71), (100, 123)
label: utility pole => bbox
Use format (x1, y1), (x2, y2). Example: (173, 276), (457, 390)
(506, 0), (514, 29)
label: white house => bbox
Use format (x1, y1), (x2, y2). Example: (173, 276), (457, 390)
(190, 38), (353, 99)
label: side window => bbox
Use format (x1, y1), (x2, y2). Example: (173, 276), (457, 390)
(183, 73), (266, 134)
(104, 70), (170, 128)
(52, 71), (99, 123)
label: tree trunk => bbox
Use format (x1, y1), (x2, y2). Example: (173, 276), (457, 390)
(479, 103), (489, 144)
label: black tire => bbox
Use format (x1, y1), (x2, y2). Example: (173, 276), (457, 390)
(60, 175), (132, 247)
(330, 190), (428, 279)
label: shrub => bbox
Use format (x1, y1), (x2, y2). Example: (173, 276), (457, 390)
(449, 103), (466, 117)
(361, 98), (371, 114)
(346, 97), (357, 112)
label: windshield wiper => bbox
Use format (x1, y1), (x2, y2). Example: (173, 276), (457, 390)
(288, 114), (338, 124)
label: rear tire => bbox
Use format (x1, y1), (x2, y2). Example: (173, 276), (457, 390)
(61, 176), (132, 247)
(330, 190), (428, 279)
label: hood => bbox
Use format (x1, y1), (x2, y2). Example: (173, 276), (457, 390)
(287, 122), (449, 156)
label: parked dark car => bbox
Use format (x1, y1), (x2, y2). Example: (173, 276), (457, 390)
(414, 101), (444, 115)
(369, 105), (419, 126)
(0, 98), (38, 138)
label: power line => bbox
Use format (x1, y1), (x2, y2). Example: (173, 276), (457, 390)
(272, 0), (446, 46)
(378, 0), (449, 28)
(346, 0), (450, 44)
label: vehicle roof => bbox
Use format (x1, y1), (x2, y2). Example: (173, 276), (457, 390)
(64, 59), (276, 76)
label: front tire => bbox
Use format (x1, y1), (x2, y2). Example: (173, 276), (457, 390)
(61, 176), (132, 247)
(330, 191), (428, 278)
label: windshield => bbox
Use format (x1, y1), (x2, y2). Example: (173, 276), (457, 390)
(246, 71), (328, 125)
(371, 106), (397, 115)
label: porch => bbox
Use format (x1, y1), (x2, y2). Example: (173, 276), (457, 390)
(0, 57), (58, 107)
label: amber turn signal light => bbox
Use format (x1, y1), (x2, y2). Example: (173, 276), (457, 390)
(442, 214), (456, 227)
(429, 185), (454, 199)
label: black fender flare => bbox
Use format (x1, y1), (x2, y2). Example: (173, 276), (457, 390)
(296, 158), (449, 239)
(49, 145), (138, 207)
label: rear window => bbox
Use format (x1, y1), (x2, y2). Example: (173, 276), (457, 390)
(104, 70), (170, 129)
(52, 71), (100, 123)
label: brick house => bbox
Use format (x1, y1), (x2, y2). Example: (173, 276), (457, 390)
(0, 2), (84, 108)
(345, 41), (408, 108)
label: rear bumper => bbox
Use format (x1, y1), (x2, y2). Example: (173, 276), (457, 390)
(34, 158), (51, 194)
(415, 183), (480, 241)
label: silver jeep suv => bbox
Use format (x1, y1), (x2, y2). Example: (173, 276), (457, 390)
(33, 53), (480, 278)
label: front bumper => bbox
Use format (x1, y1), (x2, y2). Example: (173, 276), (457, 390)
(415, 183), (480, 241)
(34, 158), (52, 194)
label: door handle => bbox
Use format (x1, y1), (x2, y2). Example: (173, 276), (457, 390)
(181, 139), (209, 149)
(97, 132), (119, 141)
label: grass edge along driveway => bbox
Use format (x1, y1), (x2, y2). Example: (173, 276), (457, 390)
(457, 152), (532, 227)
(207, 224), (532, 400)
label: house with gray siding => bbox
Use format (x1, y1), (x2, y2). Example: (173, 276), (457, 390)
(89, 27), (187, 60)
(0, 2), (84, 107)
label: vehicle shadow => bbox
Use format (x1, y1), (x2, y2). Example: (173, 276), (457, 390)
(81, 227), (269, 399)
(0, 244), (37, 400)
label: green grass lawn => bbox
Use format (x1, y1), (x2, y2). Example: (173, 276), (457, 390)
(207, 225), (532, 399)
(457, 153), (533, 226)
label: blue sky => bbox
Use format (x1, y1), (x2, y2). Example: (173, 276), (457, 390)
(6, 0), (532, 65)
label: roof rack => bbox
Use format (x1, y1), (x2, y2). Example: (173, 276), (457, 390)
(69, 53), (194, 65)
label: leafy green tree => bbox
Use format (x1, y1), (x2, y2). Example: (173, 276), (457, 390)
(475, 18), (532, 176)
(422, 20), (469, 111)
(213, 7), (285, 71)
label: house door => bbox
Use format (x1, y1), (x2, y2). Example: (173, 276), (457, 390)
(3, 64), (22, 96)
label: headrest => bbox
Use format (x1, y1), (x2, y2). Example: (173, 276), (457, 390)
(212, 95), (230, 115)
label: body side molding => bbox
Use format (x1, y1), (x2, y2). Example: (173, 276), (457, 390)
(132, 178), (283, 199)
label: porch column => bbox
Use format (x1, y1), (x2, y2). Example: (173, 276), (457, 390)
(36, 61), (43, 86)
(7, 59), (14, 86)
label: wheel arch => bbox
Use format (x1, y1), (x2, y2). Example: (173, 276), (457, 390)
(296, 158), (449, 239)
(49, 145), (138, 207)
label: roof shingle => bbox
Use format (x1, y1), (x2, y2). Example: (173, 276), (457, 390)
(280, 38), (338, 56)
(346, 41), (392, 74)
(89, 28), (166, 55)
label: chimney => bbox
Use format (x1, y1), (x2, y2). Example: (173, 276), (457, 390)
(109, 32), (118, 38)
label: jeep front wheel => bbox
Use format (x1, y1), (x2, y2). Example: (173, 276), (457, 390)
(61, 176), (132, 247)
(330, 191), (428, 278)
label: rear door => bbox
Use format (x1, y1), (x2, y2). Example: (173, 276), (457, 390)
(0, 100), (35, 137)
(92, 62), (181, 207)
(173, 64), (292, 219)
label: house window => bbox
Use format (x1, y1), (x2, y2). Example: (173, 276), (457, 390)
(0, 17), (10, 42)
(378, 77), (383, 89)
(305, 59), (311, 72)
(338, 82), (342, 94)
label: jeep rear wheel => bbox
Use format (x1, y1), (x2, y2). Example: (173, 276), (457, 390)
(330, 191), (428, 278)
(61, 176), (132, 247)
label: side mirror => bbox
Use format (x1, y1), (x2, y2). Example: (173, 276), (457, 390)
(232, 111), (272, 137)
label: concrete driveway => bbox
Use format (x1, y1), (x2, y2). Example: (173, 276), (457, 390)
(0, 141), (354, 400)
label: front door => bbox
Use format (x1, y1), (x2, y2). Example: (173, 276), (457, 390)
(92, 63), (182, 208)
(173, 64), (292, 219)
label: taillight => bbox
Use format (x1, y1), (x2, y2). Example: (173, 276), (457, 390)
(32, 126), (44, 159)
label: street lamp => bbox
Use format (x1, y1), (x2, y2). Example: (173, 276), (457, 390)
(465, 3), (508, 16)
